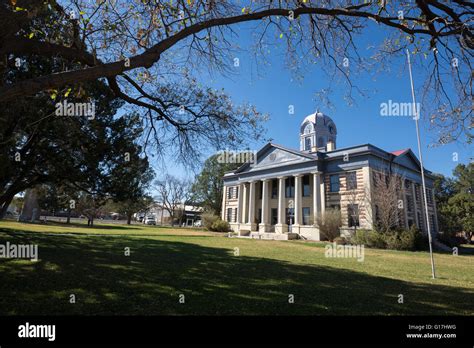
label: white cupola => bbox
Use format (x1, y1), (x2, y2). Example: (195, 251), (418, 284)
(299, 111), (337, 152)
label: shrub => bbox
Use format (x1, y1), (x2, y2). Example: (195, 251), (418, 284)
(351, 230), (386, 249)
(202, 213), (219, 230)
(352, 226), (427, 251)
(209, 219), (231, 232)
(366, 230), (387, 249)
(351, 229), (370, 245)
(317, 208), (342, 242)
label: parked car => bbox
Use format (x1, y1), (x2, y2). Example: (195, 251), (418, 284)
(144, 216), (156, 225)
(193, 220), (202, 227)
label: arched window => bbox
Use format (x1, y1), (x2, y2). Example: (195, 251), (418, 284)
(304, 137), (311, 151)
(303, 123), (313, 135)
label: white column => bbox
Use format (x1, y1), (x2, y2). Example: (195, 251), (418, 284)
(242, 183), (248, 224)
(237, 183), (244, 224)
(275, 176), (287, 233)
(294, 174), (302, 226)
(221, 186), (227, 220)
(259, 179), (269, 231)
(249, 181), (256, 229)
(320, 173), (326, 215)
(312, 172), (321, 225)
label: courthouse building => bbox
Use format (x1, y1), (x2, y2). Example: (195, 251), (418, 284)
(221, 111), (438, 240)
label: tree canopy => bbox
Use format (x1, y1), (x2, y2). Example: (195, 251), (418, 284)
(1, 0), (471, 153)
(434, 163), (473, 239)
(190, 153), (241, 215)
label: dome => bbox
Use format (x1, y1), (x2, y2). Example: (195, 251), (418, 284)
(299, 111), (337, 152)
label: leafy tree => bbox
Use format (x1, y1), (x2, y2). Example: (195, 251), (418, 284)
(190, 153), (241, 215)
(1, 0), (471, 147)
(435, 163), (473, 241)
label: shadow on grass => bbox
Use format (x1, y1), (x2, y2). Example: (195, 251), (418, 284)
(44, 221), (143, 230)
(0, 231), (472, 316)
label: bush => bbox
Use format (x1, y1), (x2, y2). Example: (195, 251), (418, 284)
(351, 230), (386, 248)
(202, 213), (219, 230)
(351, 226), (427, 251)
(209, 219), (231, 232)
(317, 208), (342, 242)
(366, 230), (387, 249)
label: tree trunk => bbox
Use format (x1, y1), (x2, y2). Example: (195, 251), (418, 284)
(0, 192), (15, 220)
(66, 209), (71, 224)
(127, 213), (132, 225)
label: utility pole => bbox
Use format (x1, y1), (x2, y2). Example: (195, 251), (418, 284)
(406, 49), (436, 279)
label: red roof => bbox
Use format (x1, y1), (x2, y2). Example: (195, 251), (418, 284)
(391, 148), (410, 156)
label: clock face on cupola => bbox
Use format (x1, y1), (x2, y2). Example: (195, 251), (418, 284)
(299, 111), (337, 153)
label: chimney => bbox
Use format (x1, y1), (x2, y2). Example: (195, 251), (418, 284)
(327, 141), (335, 151)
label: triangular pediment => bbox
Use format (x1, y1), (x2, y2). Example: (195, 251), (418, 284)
(235, 143), (316, 174)
(393, 149), (423, 172)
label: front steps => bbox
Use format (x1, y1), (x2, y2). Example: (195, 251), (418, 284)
(248, 232), (299, 240)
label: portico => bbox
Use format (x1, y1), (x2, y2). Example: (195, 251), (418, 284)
(224, 158), (326, 240)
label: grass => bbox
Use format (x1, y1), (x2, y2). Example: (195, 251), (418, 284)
(0, 220), (473, 315)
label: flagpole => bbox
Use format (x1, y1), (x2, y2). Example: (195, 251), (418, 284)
(406, 49), (436, 279)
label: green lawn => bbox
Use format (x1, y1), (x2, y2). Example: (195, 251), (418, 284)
(0, 220), (473, 315)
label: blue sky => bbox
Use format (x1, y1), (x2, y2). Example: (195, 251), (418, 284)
(163, 21), (472, 180)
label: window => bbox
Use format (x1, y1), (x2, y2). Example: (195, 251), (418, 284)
(285, 177), (295, 198)
(426, 188), (433, 204)
(330, 204), (341, 211)
(347, 172), (357, 190)
(303, 123), (313, 134)
(303, 175), (310, 197)
(226, 208), (232, 222)
(286, 208), (294, 225)
(302, 207), (311, 225)
(406, 195), (413, 212)
(414, 184), (421, 202)
(271, 208), (278, 225)
(258, 181), (262, 199)
(304, 137), (311, 151)
(234, 208), (238, 223)
(404, 179), (411, 190)
(375, 205), (380, 223)
(417, 212), (423, 229)
(347, 204), (359, 227)
(227, 186), (238, 199)
(257, 208), (262, 224)
(271, 179), (278, 199)
(429, 214), (436, 233)
(330, 174), (340, 192)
